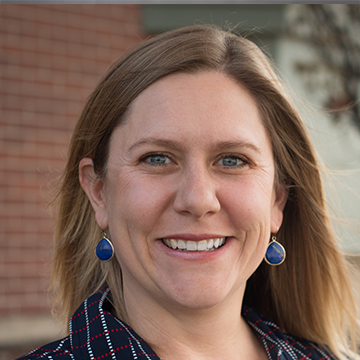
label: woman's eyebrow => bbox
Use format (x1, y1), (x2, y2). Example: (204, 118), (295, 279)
(128, 138), (262, 154)
(211, 141), (262, 154)
(127, 138), (183, 153)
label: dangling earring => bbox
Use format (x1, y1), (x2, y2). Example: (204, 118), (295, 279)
(95, 232), (114, 262)
(264, 234), (286, 266)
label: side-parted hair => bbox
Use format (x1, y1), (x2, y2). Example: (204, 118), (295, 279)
(52, 25), (358, 358)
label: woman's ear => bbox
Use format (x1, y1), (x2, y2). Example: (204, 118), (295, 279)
(271, 184), (288, 233)
(79, 158), (109, 230)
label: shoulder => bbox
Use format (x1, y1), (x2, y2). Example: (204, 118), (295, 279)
(17, 288), (160, 360)
(283, 333), (336, 359)
(16, 337), (72, 359)
(242, 306), (336, 360)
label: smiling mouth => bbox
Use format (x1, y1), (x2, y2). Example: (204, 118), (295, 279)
(162, 237), (227, 252)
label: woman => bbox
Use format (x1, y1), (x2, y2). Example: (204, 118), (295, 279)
(18, 25), (358, 360)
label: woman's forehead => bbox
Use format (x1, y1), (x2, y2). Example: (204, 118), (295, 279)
(126, 72), (261, 129)
(109, 71), (272, 160)
(129, 71), (250, 112)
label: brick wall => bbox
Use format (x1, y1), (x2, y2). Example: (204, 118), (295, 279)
(0, 4), (144, 316)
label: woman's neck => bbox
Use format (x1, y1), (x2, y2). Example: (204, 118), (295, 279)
(122, 283), (267, 360)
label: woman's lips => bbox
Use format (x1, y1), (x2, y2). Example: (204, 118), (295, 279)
(162, 237), (227, 252)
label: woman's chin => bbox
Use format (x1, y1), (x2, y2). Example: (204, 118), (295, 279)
(146, 237), (246, 312)
(155, 272), (245, 313)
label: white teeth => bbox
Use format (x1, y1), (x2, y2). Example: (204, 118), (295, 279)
(187, 241), (197, 251)
(170, 239), (177, 250)
(177, 239), (186, 250)
(197, 240), (207, 251)
(163, 237), (227, 251)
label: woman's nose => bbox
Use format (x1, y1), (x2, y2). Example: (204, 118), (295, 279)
(173, 166), (221, 218)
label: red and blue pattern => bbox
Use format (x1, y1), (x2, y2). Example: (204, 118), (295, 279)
(17, 288), (337, 360)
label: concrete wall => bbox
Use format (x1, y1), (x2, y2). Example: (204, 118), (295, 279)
(276, 8), (360, 253)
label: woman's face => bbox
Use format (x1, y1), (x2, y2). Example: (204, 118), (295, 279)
(90, 71), (286, 311)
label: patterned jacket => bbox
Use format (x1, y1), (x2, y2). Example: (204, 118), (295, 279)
(17, 288), (336, 360)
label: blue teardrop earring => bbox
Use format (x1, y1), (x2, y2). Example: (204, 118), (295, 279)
(95, 232), (114, 262)
(264, 234), (286, 266)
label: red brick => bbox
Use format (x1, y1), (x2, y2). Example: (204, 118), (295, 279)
(0, 4), (144, 316)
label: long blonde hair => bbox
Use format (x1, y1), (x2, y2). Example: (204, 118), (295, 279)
(52, 25), (358, 358)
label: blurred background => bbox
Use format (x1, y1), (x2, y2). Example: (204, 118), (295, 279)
(0, 4), (359, 359)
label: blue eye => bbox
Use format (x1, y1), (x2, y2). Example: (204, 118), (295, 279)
(144, 154), (171, 165)
(217, 156), (245, 167)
